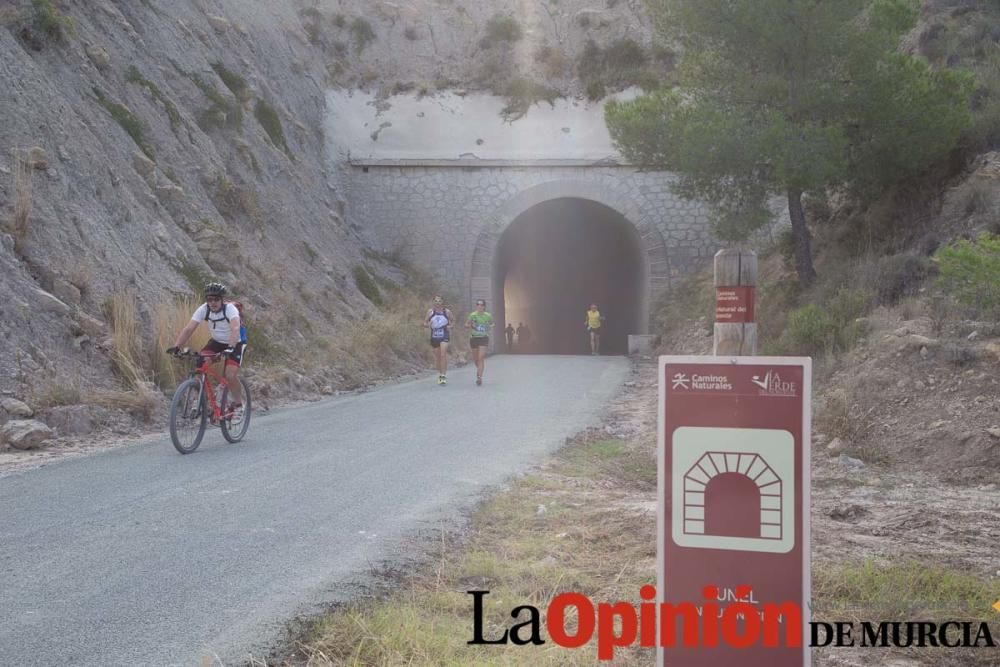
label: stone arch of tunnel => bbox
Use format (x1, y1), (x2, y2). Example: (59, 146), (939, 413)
(683, 452), (784, 541)
(469, 180), (670, 356)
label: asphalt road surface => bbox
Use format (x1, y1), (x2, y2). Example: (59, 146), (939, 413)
(0, 355), (630, 666)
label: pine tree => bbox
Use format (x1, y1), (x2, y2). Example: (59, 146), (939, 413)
(606, 0), (972, 286)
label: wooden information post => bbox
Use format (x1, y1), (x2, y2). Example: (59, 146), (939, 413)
(714, 249), (757, 356)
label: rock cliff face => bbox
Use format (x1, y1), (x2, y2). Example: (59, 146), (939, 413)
(0, 0), (656, 407)
(0, 0), (366, 399)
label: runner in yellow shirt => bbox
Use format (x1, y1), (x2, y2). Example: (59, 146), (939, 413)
(585, 303), (604, 355)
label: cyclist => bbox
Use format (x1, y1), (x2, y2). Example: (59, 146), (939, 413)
(465, 299), (493, 386)
(167, 282), (245, 417)
(425, 295), (453, 385)
(586, 303), (604, 355)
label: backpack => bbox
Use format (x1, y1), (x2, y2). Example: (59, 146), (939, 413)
(205, 300), (248, 343)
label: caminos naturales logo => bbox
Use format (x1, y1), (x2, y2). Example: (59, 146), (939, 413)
(467, 587), (998, 660)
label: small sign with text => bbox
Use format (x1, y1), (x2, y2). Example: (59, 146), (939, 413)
(715, 286), (755, 323)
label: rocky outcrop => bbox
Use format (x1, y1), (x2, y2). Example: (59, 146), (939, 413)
(2, 420), (54, 450)
(0, 0), (376, 397)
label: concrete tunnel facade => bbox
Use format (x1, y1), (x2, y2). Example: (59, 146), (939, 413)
(347, 167), (718, 355)
(330, 91), (720, 354)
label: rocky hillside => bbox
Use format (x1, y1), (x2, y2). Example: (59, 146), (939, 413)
(1, 0), (373, 401)
(0, 0), (661, 439)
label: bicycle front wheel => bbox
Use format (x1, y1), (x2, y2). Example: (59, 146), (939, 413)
(220, 378), (252, 443)
(169, 378), (207, 454)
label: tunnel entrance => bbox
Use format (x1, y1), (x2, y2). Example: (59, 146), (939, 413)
(493, 198), (645, 355)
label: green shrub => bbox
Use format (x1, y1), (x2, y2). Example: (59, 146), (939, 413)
(934, 233), (1000, 315)
(827, 287), (871, 349)
(481, 14), (522, 48)
(210, 62), (251, 102)
(126, 66), (182, 132)
(578, 39), (604, 81)
(782, 304), (835, 356)
(244, 325), (282, 363)
(585, 79), (606, 101)
(871, 253), (933, 305)
(177, 260), (214, 294)
(780, 288), (871, 356)
(190, 73), (243, 130)
(350, 17), (375, 53)
(605, 38), (647, 72)
(500, 78), (559, 121)
(254, 100), (290, 156)
(353, 265), (383, 306)
(578, 38), (656, 95)
(93, 88), (154, 160)
(33, 0), (74, 41)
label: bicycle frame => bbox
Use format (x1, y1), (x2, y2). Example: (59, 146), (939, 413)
(189, 354), (232, 423)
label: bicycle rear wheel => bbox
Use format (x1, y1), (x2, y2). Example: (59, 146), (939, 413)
(169, 378), (207, 454)
(220, 378), (252, 443)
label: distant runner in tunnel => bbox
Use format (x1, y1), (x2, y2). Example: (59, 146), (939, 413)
(494, 198), (642, 355)
(585, 303), (604, 355)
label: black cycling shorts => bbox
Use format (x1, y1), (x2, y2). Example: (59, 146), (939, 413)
(470, 336), (489, 348)
(200, 340), (245, 367)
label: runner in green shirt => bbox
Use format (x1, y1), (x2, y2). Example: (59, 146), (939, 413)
(465, 299), (493, 386)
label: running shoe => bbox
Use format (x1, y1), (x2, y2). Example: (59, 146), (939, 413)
(476, 377), (482, 386)
(225, 403), (243, 423)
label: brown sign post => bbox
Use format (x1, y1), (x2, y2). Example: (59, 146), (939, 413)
(714, 249), (757, 355)
(658, 356), (811, 666)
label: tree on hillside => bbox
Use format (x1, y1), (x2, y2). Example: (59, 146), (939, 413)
(605, 0), (972, 287)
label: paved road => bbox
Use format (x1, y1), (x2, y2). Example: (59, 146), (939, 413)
(0, 355), (629, 666)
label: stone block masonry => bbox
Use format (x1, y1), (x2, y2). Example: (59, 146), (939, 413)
(345, 160), (716, 329)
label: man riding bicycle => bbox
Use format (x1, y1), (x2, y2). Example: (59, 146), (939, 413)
(167, 282), (245, 418)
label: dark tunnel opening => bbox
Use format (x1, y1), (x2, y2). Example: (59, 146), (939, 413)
(493, 198), (645, 355)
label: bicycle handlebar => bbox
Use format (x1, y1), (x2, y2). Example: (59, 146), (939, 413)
(167, 347), (234, 360)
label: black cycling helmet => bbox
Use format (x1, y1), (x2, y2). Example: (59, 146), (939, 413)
(204, 281), (228, 298)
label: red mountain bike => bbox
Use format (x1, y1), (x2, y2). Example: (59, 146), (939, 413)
(167, 349), (252, 454)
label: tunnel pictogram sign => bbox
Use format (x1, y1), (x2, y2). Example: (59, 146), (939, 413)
(658, 356), (811, 667)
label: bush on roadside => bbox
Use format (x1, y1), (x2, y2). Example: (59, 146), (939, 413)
(778, 287), (870, 356)
(934, 233), (1000, 316)
(780, 304), (834, 356)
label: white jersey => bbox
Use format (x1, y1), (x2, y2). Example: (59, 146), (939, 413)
(192, 303), (240, 344)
